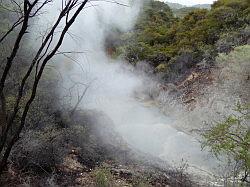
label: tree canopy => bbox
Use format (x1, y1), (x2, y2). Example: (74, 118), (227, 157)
(113, 0), (250, 81)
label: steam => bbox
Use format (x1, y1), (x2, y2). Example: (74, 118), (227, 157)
(56, 0), (219, 173)
(36, 0), (228, 179)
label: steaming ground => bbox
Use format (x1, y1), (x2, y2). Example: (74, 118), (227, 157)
(61, 50), (221, 176)
(53, 0), (222, 179)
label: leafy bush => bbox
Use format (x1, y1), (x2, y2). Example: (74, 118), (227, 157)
(113, 0), (250, 81)
(94, 168), (113, 187)
(201, 103), (250, 183)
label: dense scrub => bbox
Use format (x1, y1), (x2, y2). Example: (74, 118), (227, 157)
(112, 0), (250, 82)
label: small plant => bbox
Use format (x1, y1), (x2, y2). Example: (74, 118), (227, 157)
(201, 103), (250, 183)
(94, 168), (113, 187)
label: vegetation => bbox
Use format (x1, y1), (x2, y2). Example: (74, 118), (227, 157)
(110, 1), (250, 184)
(93, 168), (113, 187)
(199, 45), (250, 184)
(113, 0), (250, 82)
(0, 0), (249, 186)
(202, 103), (250, 183)
(0, 0), (89, 173)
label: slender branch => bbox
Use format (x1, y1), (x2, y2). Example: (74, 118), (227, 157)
(0, 0), (72, 153)
(71, 83), (91, 116)
(0, 16), (24, 43)
(0, 0), (89, 172)
(0, 0), (38, 147)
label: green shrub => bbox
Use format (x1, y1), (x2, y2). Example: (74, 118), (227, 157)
(113, 0), (250, 79)
(201, 103), (250, 183)
(94, 168), (113, 187)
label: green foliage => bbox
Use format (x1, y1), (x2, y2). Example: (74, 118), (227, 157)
(114, 0), (176, 65)
(113, 0), (250, 81)
(201, 103), (250, 182)
(94, 168), (113, 187)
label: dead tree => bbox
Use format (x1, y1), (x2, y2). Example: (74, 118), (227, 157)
(0, 0), (89, 173)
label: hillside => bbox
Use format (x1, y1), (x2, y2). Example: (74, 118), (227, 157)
(163, 1), (185, 9)
(164, 1), (211, 10)
(0, 0), (249, 186)
(163, 1), (211, 18)
(113, 0), (249, 82)
(192, 4), (211, 9)
(172, 7), (198, 18)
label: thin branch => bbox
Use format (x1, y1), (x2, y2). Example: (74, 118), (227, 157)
(0, 0), (89, 172)
(0, 16), (24, 43)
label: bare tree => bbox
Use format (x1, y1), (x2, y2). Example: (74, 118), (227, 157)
(0, 0), (89, 173)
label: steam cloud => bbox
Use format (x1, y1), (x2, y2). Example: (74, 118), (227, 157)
(35, 0), (227, 178)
